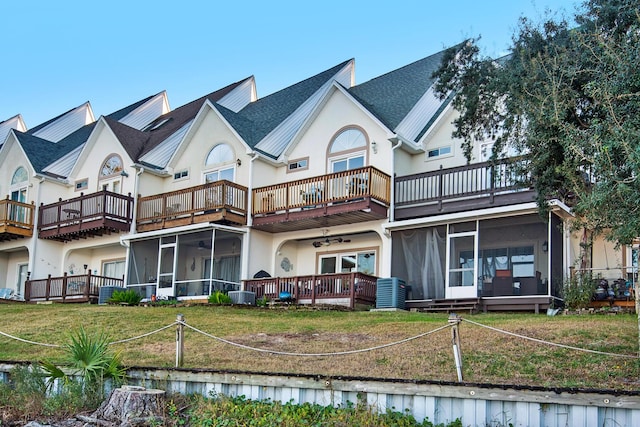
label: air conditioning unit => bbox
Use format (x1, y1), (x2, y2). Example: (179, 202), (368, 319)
(228, 290), (256, 305)
(376, 278), (406, 309)
(98, 286), (126, 305)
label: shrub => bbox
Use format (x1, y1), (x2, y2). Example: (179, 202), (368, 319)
(107, 289), (142, 306)
(562, 272), (596, 310)
(208, 290), (233, 305)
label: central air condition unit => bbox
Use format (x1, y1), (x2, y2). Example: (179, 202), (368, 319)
(228, 290), (256, 305)
(98, 286), (127, 305)
(376, 278), (406, 309)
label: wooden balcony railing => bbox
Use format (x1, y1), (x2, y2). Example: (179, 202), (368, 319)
(136, 180), (248, 232)
(394, 157), (533, 218)
(24, 272), (124, 303)
(252, 166), (390, 216)
(244, 272), (377, 309)
(0, 197), (34, 240)
(38, 190), (133, 241)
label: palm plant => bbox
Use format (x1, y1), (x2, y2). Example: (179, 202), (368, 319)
(40, 327), (126, 403)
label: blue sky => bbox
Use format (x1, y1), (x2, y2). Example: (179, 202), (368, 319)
(1, 0), (578, 128)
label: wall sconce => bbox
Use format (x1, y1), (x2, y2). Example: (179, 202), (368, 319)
(83, 264), (88, 273)
(236, 158), (242, 167)
(371, 141), (377, 154)
(542, 241), (548, 253)
(120, 170), (129, 178)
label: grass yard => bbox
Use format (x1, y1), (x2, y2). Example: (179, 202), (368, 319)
(0, 303), (638, 391)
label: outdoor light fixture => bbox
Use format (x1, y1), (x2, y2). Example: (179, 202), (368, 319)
(83, 264), (88, 272)
(542, 241), (548, 253)
(371, 141), (377, 154)
(120, 170), (129, 177)
(237, 158), (242, 166)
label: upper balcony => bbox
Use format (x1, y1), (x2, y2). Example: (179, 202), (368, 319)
(38, 190), (134, 242)
(136, 180), (248, 233)
(0, 197), (35, 241)
(394, 157), (536, 221)
(251, 166), (390, 233)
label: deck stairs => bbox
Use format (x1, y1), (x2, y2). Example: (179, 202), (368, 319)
(417, 298), (480, 314)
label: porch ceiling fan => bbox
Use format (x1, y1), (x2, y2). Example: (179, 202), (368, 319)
(197, 240), (212, 250)
(312, 237), (351, 248)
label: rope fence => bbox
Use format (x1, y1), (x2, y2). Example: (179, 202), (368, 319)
(1, 314), (637, 382)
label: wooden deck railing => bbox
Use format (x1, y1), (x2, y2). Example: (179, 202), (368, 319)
(137, 180), (248, 227)
(395, 157), (531, 207)
(252, 166), (390, 215)
(24, 272), (124, 303)
(0, 197), (34, 238)
(244, 272), (377, 309)
(38, 190), (133, 238)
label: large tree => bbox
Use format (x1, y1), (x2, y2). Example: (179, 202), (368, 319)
(434, 0), (640, 246)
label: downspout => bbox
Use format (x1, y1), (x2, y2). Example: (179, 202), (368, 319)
(129, 166), (144, 234)
(240, 152), (259, 290)
(390, 137), (403, 223)
(28, 176), (46, 280)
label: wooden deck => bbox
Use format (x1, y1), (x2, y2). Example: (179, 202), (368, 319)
(244, 272), (377, 309)
(394, 157), (536, 220)
(251, 166), (390, 232)
(38, 190), (133, 241)
(0, 197), (34, 241)
(24, 272), (124, 303)
(406, 296), (556, 314)
(136, 180), (247, 232)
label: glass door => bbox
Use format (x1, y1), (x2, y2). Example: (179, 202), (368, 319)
(446, 231), (478, 299)
(156, 243), (176, 298)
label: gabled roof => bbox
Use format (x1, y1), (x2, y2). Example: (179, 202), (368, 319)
(218, 60), (353, 156)
(28, 102), (94, 142)
(0, 114), (27, 145)
(348, 45), (461, 142)
(38, 94), (170, 177)
(136, 78), (251, 160)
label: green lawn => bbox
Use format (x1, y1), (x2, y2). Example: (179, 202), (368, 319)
(0, 303), (638, 391)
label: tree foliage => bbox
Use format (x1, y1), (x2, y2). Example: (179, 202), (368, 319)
(434, 0), (640, 245)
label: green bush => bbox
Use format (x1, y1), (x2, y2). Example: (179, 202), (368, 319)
(107, 289), (142, 306)
(562, 273), (596, 310)
(182, 393), (462, 427)
(208, 290), (233, 305)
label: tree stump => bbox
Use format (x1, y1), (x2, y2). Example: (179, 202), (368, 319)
(83, 385), (165, 426)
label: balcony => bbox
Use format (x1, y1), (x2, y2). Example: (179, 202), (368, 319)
(252, 166), (390, 233)
(0, 197), (34, 241)
(136, 180), (248, 232)
(38, 190), (133, 242)
(394, 157), (535, 220)
(24, 272), (124, 303)
(244, 272), (377, 309)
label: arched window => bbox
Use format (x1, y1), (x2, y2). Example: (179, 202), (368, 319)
(11, 167), (28, 186)
(204, 143), (235, 183)
(100, 154), (124, 177)
(328, 127), (367, 172)
(99, 154), (124, 193)
(10, 167), (28, 203)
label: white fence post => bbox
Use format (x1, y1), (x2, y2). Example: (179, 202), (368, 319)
(449, 313), (463, 382)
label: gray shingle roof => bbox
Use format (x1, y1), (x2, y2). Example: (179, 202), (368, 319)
(348, 45), (461, 135)
(218, 60), (352, 153)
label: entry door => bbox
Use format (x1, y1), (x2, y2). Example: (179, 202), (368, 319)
(10, 188), (27, 223)
(16, 264), (28, 297)
(446, 232), (478, 299)
(156, 244), (176, 298)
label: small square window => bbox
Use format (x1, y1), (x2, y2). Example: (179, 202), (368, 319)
(174, 170), (189, 180)
(427, 146), (452, 159)
(75, 179), (88, 191)
(287, 158), (309, 172)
